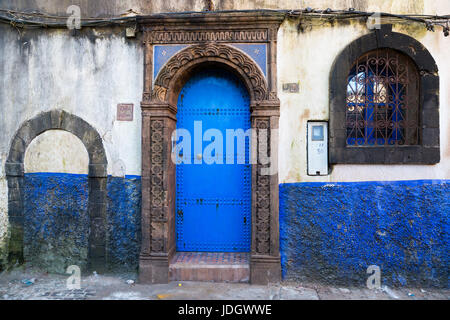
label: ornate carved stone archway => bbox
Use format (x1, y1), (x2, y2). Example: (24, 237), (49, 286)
(151, 43), (269, 103)
(138, 12), (283, 284)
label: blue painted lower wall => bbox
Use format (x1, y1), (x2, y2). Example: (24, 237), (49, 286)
(24, 173), (90, 274)
(106, 175), (141, 272)
(280, 180), (449, 288)
(23, 173), (141, 274)
(21, 174), (449, 286)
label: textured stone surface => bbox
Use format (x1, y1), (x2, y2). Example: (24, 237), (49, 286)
(0, 268), (448, 300)
(106, 176), (141, 272)
(20, 174), (141, 274)
(169, 252), (250, 282)
(23, 173), (90, 274)
(279, 180), (450, 288)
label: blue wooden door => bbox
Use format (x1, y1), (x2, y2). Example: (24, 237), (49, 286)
(176, 69), (251, 252)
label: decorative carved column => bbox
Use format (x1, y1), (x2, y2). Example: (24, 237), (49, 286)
(249, 24), (281, 284)
(139, 101), (176, 284)
(250, 101), (281, 284)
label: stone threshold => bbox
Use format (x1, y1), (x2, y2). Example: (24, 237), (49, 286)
(169, 252), (250, 283)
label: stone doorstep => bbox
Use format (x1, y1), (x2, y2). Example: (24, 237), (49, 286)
(169, 252), (250, 283)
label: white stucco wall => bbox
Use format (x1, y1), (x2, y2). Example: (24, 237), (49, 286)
(24, 130), (89, 174)
(0, 26), (143, 177)
(1, 0), (447, 17)
(277, 17), (450, 183)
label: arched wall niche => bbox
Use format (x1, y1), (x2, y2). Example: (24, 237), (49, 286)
(5, 110), (108, 272)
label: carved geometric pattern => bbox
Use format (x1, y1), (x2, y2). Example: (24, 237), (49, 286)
(145, 29), (268, 44)
(255, 118), (271, 255)
(142, 92), (151, 102)
(151, 238), (165, 252)
(150, 119), (166, 252)
(152, 43), (268, 102)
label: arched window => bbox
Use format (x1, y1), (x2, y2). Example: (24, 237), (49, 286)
(346, 49), (419, 146)
(329, 25), (439, 164)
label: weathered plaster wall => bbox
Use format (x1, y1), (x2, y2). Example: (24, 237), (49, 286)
(0, 25), (143, 178)
(21, 131), (88, 273)
(0, 170), (7, 269)
(0, 24), (143, 270)
(13, 129), (141, 273)
(0, 3), (447, 184)
(24, 130), (89, 174)
(107, 176), (141, 272)
(277, 17), (450, 183)
(280, 180), (449, 287)
(23, 172), (90, 273)
(276, 12), (449, 287)
(0, 0), (448, 280)
(0, 0), (447, 17)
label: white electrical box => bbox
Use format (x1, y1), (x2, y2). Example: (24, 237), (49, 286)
(307, 121), (328, 176)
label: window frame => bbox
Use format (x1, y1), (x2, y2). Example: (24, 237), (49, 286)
(329, 25), (440, 164)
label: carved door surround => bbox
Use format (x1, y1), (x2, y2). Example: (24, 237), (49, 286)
(138, 12), (283, 284)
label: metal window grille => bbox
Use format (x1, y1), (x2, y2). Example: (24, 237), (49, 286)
(346, 49), (420, 146)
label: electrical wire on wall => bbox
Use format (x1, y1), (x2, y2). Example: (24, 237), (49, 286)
(0, 8), (449, 36)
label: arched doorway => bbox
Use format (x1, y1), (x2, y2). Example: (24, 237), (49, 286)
(175, 68), (251, 252)
(139, 41), (282, 284)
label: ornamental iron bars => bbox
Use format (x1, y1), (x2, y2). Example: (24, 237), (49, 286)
(346, 49), (419, 146)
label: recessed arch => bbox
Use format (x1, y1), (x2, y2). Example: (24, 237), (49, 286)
(329, 25), (440, 164)
(5, 110), (108, 272)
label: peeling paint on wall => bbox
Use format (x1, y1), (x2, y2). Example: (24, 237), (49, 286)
(0, 0), (449, 280)
(106, 176), (141, 272)
(0, 25), (143, 178)
(0, 0), (445, 19)
(21, 173), (142, 274)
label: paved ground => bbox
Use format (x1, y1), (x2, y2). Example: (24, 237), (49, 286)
(0, 268), (448, 300)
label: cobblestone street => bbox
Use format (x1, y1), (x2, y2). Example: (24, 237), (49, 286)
(0, 268), (448, 300)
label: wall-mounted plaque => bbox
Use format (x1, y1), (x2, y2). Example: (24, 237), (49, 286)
(117, 103), (134, 121)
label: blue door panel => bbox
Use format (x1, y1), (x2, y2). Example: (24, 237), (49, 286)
(176, 69), (251, 252)
(177, 164), (250, 199)
(177, 203), (250, 252)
